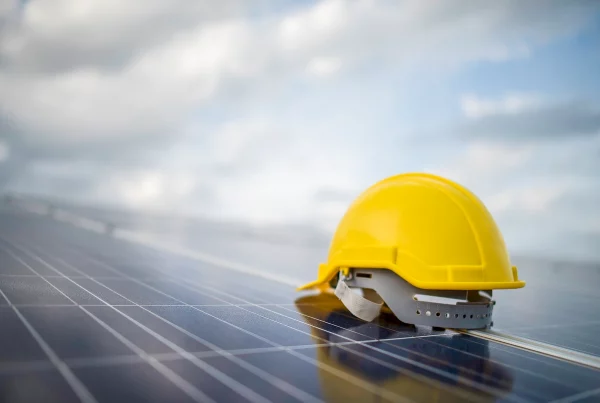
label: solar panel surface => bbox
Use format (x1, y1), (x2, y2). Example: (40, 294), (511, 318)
(1, 206), (599, 403)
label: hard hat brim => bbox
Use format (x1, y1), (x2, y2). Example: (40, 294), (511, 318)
(296, 261), (525, 292)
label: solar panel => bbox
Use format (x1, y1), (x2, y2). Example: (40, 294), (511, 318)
(1, 207), (599, 402)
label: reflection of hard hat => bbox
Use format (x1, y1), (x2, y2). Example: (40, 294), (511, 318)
(294, 294), (515, 402)
(298, 173), (525, 329)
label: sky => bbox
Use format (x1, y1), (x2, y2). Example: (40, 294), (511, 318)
(0, 0), (599, 262)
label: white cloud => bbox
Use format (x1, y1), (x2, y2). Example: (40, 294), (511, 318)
(481, 43), (531, 62)
(0, 19), (260, 145)
(0, 0), (16, 17)
(1, 0), (599, 261)
(306, 56), (342, 77)
(424, 92), (600, 261)
(278, 0), (349, 51)
(97, 169), (197, 211)
(461, 93), (543, 119)
(429, 141), (533, 185)
(486, 185), (567, 214)
(1, 1), (592, 147)
(0, 0), (250, 72)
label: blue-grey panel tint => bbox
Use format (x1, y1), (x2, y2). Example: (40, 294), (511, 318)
(201, 281), (281, 305)
(0, 370), (81, 403)
(147, 306), (273, 350)
(68, 278), (133, 305)
(84, 306), (175, 355)
(383, 336), (571, 401)
(167, 282), (246, 305)
(0, 250), (32, 275)
(74, 362), (197, 403)
(0, 277), (74, 305)
(437, 334), (600, 391)
(19, 306), (132, 359)
(346, 337), (555, 402)
(45, 253), (121, 277)
(161, 358), (254, 403)
(116, 306), (213, 352)
(201, 355), (309, 402)
(242, 348), (467, 402)
(242, 304), (372, 342)
(23, 253), (87, 278)
(141, 280), (231, 305)
(0, 244), (59, 276)
(576, 391), (600, 403)
(44, 277), (104, 305)
(199, 305), (319, 346)
(2, 209), (600, 403)
(0, 307), (48, 363)
(505, 325), (600, 356)
(94, 279), (181, 305)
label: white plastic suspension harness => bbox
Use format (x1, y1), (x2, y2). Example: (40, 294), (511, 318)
(334, 268), (495, 329)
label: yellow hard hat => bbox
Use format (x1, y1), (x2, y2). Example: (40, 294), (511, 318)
(298, 172), (525, 329)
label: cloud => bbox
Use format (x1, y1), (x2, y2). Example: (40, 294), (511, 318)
(461, 93), (543, 119)
(2, 0), (595, 148)
(429, 141), (600, 261)
(426, 90), (600, 261)
(0, 0), (256, 73)
(1, 0), (599, 262)
(460, 94), (600, 141)
(306, 56), (342, 77)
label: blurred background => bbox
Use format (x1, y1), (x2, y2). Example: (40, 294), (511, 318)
(1, 0), (599, 283)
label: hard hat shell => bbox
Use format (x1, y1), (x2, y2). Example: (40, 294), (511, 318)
(298, 173), (525, 292)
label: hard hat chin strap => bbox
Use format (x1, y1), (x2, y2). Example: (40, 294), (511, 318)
(334, 278), (383, 322)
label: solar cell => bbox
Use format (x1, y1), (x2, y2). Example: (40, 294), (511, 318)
(1, 209), (599, 402)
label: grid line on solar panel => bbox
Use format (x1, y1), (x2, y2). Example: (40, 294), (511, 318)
(271, 305), (584, 400)
(37, 244), (524, 403)
(49, 242), (515, 400)
(4, 213), (600, 402)
(179, 284), (533, 402)
(328, 306), (585, 369)
(61, 239), (298, 300)
(17, 229), (596, 402)
(2, 303), (302, 307)
(0, 287), (8, 305)
(0, 237), (352, 402)
(0, 241), (228, 403)
(0, 238), (327, 403)
(0, 274), (170, 281)
(144, 270), (597, 401)
(4, 235), (488, 403)
(68, 229), (584, 346)
(55, 262), (407, 402)
(0, 333), (455, 382)
(0, 248), (237, 400)
(274, 304), (523, 384)
(0, 288), (99, 403)
(277, 301), (600, 389)
(111, 239), (600, 376)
